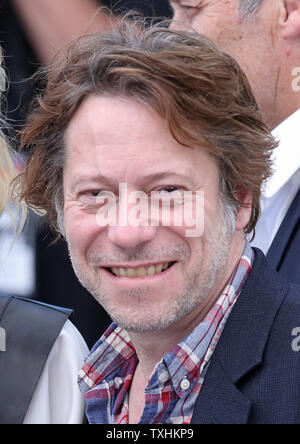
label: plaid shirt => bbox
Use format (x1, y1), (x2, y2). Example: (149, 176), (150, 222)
(78, 242), (254, 424)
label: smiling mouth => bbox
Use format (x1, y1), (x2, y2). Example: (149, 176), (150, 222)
(105, 262), (176, 278)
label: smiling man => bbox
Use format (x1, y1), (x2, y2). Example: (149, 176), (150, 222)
(18, 21), (300, 424)
(63, 95), (242, 339)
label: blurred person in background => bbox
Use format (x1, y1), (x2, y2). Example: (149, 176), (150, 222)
(0, 54), (88, 424)
(0, 0), (171, 348)
(170, 0), (300, 285)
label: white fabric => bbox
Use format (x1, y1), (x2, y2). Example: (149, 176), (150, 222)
(251, 109), (300, 254)
(0, 209), (36, 297)
(23, 320), (89, 424)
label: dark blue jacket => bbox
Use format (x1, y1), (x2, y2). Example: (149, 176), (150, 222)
(191, 248), (300, 424)
(267, 188), (300, 285)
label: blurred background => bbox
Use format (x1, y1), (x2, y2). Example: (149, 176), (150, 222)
(0, 0), (172, 348)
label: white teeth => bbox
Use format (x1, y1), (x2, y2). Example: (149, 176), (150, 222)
(155, 264), (163, 273)
(120, 268), (127, 278)
(147, 265), (156, 276)
(110, 262), (172, 278)
(137, 267), (146, 277)
(127, 268), (136, 278)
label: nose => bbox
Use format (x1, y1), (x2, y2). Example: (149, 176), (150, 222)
(106, 187), (158, 250)
(107, 223), (157, 252)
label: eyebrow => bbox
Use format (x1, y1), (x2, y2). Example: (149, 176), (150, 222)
(70, 174), (116, 191)
(71, 171), (193, 189)
(138, 171), (191, 184)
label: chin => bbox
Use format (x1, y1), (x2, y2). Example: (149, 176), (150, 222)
(104, 295), (197, 335)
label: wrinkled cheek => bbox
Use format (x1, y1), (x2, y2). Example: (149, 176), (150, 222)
(64, 211), (98, 262)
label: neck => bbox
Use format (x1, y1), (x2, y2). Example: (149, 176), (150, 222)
(128, 237), (246, 384)
(265, 61), (300, 130)
(266, 100), (300, 130)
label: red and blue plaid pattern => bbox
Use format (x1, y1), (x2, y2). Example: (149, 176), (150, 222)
(78, 242), (254, 424)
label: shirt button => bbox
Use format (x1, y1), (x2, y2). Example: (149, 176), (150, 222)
(114, 377), (123, 390)
(180, 377), (191, 391)
(159, 372), (170, 384)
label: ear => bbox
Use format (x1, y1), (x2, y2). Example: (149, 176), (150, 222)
(235, 189), (253, 232)
(281, 0), (300, 40)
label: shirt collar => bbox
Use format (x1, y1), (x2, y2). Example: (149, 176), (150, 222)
(79, 242), (254, 396)
(78, 325), (136, 391)
(264, 108), (300, 198)
(161, 241), (254, 397)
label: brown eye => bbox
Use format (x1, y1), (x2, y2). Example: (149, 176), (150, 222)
(90, 191), (101, 197)
(79, 190), (116, 206)
(160, 186), (179, 193)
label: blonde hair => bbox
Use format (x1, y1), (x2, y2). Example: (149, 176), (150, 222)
(0, 50), (27, 230)
(0, 47), (16, 216)
(0, 133), (16, 215)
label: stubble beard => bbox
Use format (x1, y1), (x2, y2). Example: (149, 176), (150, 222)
(68, 221), (233, 334)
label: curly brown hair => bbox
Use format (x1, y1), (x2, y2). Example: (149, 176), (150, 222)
(15, 17), (276, 237)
